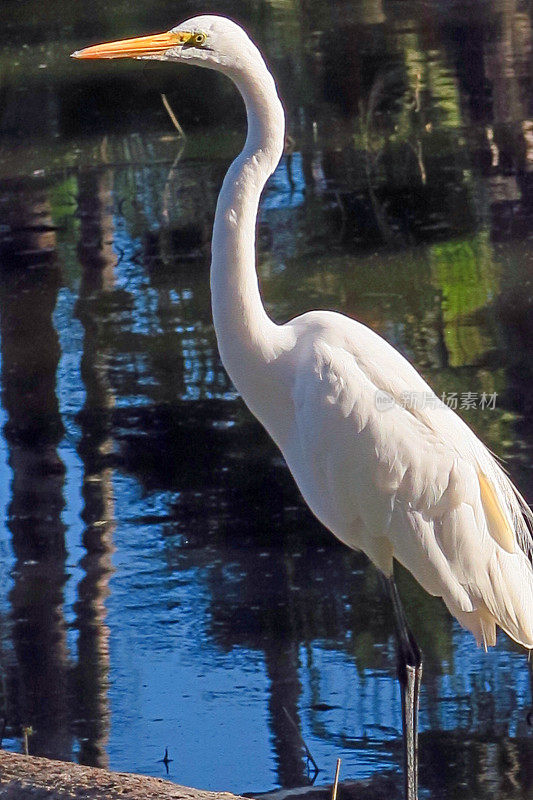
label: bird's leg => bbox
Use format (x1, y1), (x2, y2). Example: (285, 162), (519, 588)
(527, 650), (533, 728)
(383, 574), (422, 800)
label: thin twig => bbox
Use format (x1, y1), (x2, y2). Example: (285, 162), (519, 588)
(22, 726), (33, 756)
(161, 94), (187, 139)
(282, 706), (320, 773)
(161, 140), (186, 223)
(331, 758), (341, 800)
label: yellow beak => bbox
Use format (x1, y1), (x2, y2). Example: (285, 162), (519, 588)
(71, 30), (190, 59)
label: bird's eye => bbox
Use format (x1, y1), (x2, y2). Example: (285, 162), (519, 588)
(193, 32), (207, 46)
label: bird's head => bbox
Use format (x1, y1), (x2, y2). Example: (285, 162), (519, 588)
(71, 15), (262, 75)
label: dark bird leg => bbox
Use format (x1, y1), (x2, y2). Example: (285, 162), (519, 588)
(383, 575), (422, 800)
(527, 652), (533, 728)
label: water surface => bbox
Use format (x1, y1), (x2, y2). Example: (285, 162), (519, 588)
(0, 0), (533, 797)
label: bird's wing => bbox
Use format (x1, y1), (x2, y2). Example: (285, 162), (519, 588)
(331, 315), (533, 565)
(292, 333), (464, 534)
(290, 324), (533, 647)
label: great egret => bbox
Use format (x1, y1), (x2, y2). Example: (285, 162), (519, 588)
(73, 16), (533, 799)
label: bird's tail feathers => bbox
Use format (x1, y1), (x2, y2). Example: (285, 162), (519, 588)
(479, 547), (533, 649)
(448, 547), (533, 650)
(437, 498), (533, 650)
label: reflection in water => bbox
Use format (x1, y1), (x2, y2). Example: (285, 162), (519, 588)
(0, 0), (532, 797)
(266, 642), (307, 787)
(71, 169), (116, 767)
(0, 189), (70, 759)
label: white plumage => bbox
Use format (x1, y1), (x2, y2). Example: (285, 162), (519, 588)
(73, 15), (533, 655)
(281, 310), (533, 650)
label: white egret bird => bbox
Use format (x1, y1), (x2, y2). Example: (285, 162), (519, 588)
(73, 17), (533, 799)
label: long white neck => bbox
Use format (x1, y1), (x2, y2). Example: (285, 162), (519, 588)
(210, 53), (288, 393)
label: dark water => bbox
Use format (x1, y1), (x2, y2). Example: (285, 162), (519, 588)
(0, 0), (533, 796)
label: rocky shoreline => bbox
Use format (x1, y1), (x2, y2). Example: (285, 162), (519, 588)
(0, 751), (401, 800)
(0, 751), (245, 800)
